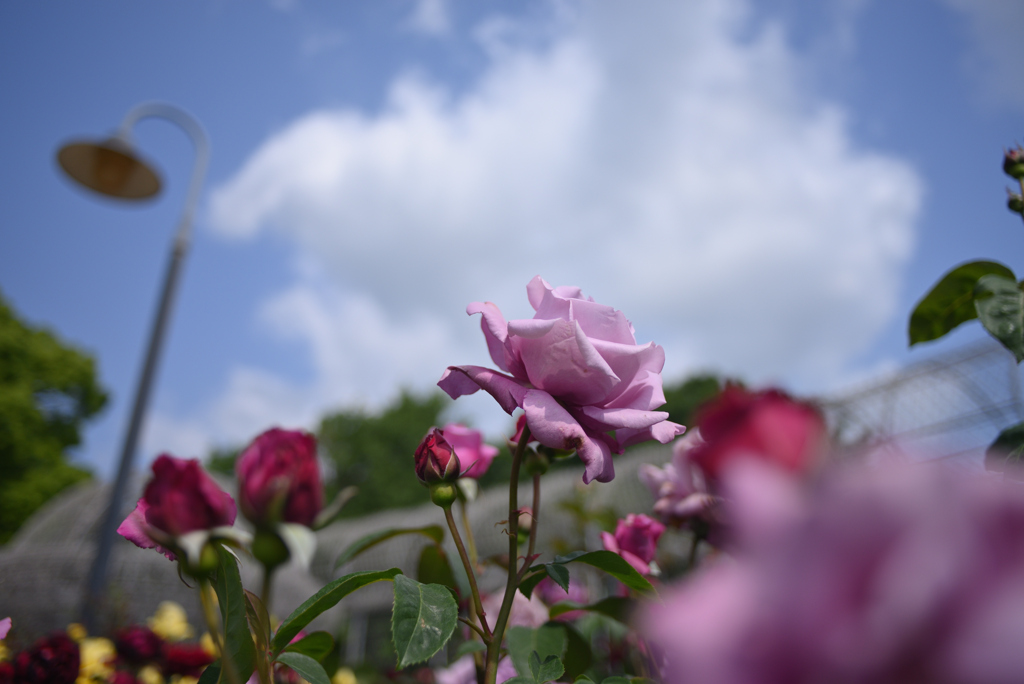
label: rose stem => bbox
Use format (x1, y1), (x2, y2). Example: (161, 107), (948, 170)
(260, 566), (275, 616)
(483, 425), (532, 684)
(519, 474), (541, 580)
(199, 578), (241, 684)
(444, 505), (491, 641)
(460, 499), (480, 568)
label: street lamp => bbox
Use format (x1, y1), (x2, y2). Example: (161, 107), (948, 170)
(57, 102), (209, 629)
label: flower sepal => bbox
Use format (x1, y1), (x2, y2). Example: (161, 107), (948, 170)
(175, 527), (252, 578)
(429, 482), (459, 509)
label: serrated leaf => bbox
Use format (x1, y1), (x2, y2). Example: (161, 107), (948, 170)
(548, 597), (632, 624)
(214, 546), (256, 682)
(272, 568), (401, 655)
(244, 591), (272, 684)
(283, 631), (335, 662)
(974, 274), (1024, 362)
(552, 551), (656, 597)
(909, 260), (1016, 345)
(391, 574), (458, 669)
(537, 655), (564, 683)
(275, 652), (332, 684)
(518, 569), (547, 599)
(544, 563), (570, 592)
(507, 626), (565, 682)
(417, 544), (457, 591)
(334, 526), (445, 570)
(986, 421), (1024, 475)
(453, 640), (487, 660)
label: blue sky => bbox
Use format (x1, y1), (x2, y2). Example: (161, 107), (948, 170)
(2, 0), (1023, 479)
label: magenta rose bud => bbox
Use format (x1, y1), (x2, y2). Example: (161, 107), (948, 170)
(601, 514), (665, 575)
(14, 633), (80, 684)
(415, 428), (461, 485)
(117, 455), (236, 561)
(236, 428), (323, 527)
(689, 385), (825, 484)
(441, 423), (498, 479)
(439, 276), (685, 484)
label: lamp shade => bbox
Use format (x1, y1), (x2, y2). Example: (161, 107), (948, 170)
(57, 137), (161, 200)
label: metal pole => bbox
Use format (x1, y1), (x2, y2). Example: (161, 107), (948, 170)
(80, 104), (209, 630)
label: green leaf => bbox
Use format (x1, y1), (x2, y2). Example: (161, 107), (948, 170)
(417, 543), (457, 591)
(544, 563), (570, 592)
(552, 551), (656, 597)
(573, 677), (595, 684)
(244, 591), (272, 684)
(629, 678), (659, 684)
(391, 574), (459, 669)
(909, 260), (1016, 345)
(986, 421), (1024, 475)
(197, 662), (220, 684)
(518, 569), (547, 599)
(334, 526), (445, 570)
(273, 568), (401, 655)
(548, 597), (632, 624)
(214, 546), (256, 682)
(507, 626), (566, 682)
(453, 640), (487, 660)
(283, 631), (335, 663)
(974, 274), (1024, 362)
(274, 652), (332, 684)
(535, 654), (564, 683)
(601, 677), (632, 684)
(556, 623), (592, 681)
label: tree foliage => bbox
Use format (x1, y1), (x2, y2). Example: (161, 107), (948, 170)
(317, 391), (450, 518)
(0, 290), (108, 543)
(660, 374), (729, 429)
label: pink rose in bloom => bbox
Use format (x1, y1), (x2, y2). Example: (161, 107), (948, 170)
(643, 461), (1024, 684)
(602, 514), (665, 575)
(415, 428), (461, 484)
(639, 432), (717, 527)
(482, 590), (550, 632)
(439, 276), (685, 483)
(117, 455), (236, 560)
(236, 428), (323, 527)
(690, 386), (825, 484)
(441, 423), (498, 479)
(14, 633), (80, 684)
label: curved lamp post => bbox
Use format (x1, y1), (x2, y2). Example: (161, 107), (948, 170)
(57, 102), (209, 629)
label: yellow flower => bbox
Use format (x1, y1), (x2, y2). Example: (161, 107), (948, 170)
(199, 633), (219, 658)
(67, 623), (89, 643)
(0, 641), (8, 663)
(138, 665), (165, 684)
(171, 677), (199, 684)
(331, 667), (357, 684)
(77, 637), (116, 684)
(148, 602), (194, 641)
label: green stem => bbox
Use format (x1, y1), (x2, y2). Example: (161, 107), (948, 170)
(199, 579), (241, 684)
(260, 566), (275, 615)
(445, 506), (492, 640)
(483, 425), (531, 684)
(460, 499), (480, 569)
(520, 474), (541, 580)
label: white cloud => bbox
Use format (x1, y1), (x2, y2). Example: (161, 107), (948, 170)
(406, 0), (451, 36)
(188, 0), (921, 447)
(941, 0), (1024, 110)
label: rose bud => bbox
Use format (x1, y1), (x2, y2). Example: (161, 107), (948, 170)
(236, 428), (323, 528)
(415, 428), (461, 485)
(1004, 145), (1024, 180)
(14, 633), (80, 684)
(117, 455), (237, 568)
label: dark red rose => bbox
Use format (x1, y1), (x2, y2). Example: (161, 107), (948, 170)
(414, 428), (461, 484)
(109, 671), (138, 684)
(236, 428), (323, 527)
(0, 662), (14, 684)
(162, 643), (213, 678)
(13, 633), (80, 684)
(114, 626), (163, 665)
(690, 385), (825, 482)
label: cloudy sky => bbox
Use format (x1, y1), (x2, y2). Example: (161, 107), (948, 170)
(2, 0), (1023, 478)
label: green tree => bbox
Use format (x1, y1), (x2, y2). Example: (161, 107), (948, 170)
(318, 390), (450, 518)
(0, 290), (108, 543)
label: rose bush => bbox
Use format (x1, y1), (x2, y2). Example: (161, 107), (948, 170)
(236, 428), (322, 527)
(441, 424), (498, 479)
(117, 455), (236, 562)
(439, 276), (684, 483)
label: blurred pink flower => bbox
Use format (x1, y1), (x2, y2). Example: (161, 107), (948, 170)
(482, 590), (549, 632)
(690, 386), (825, 483)
(439, 276), (684, 484)
(639, 432), (717, 527)
(601, 514), (665, 575)
(0, 617), (9, 640)
(536, 576), (589, 622)
(435, 655), (516, 684)
(441, 424), (498, 479)
(643, 461), (1024, 684)
(117, 455), (236, 560)
(236, 428), (322, 527)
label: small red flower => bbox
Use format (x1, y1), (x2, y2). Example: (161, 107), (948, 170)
(414, 428), (461, 484)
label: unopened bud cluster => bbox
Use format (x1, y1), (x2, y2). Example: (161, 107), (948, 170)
(1004, 145), (1024, 218)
